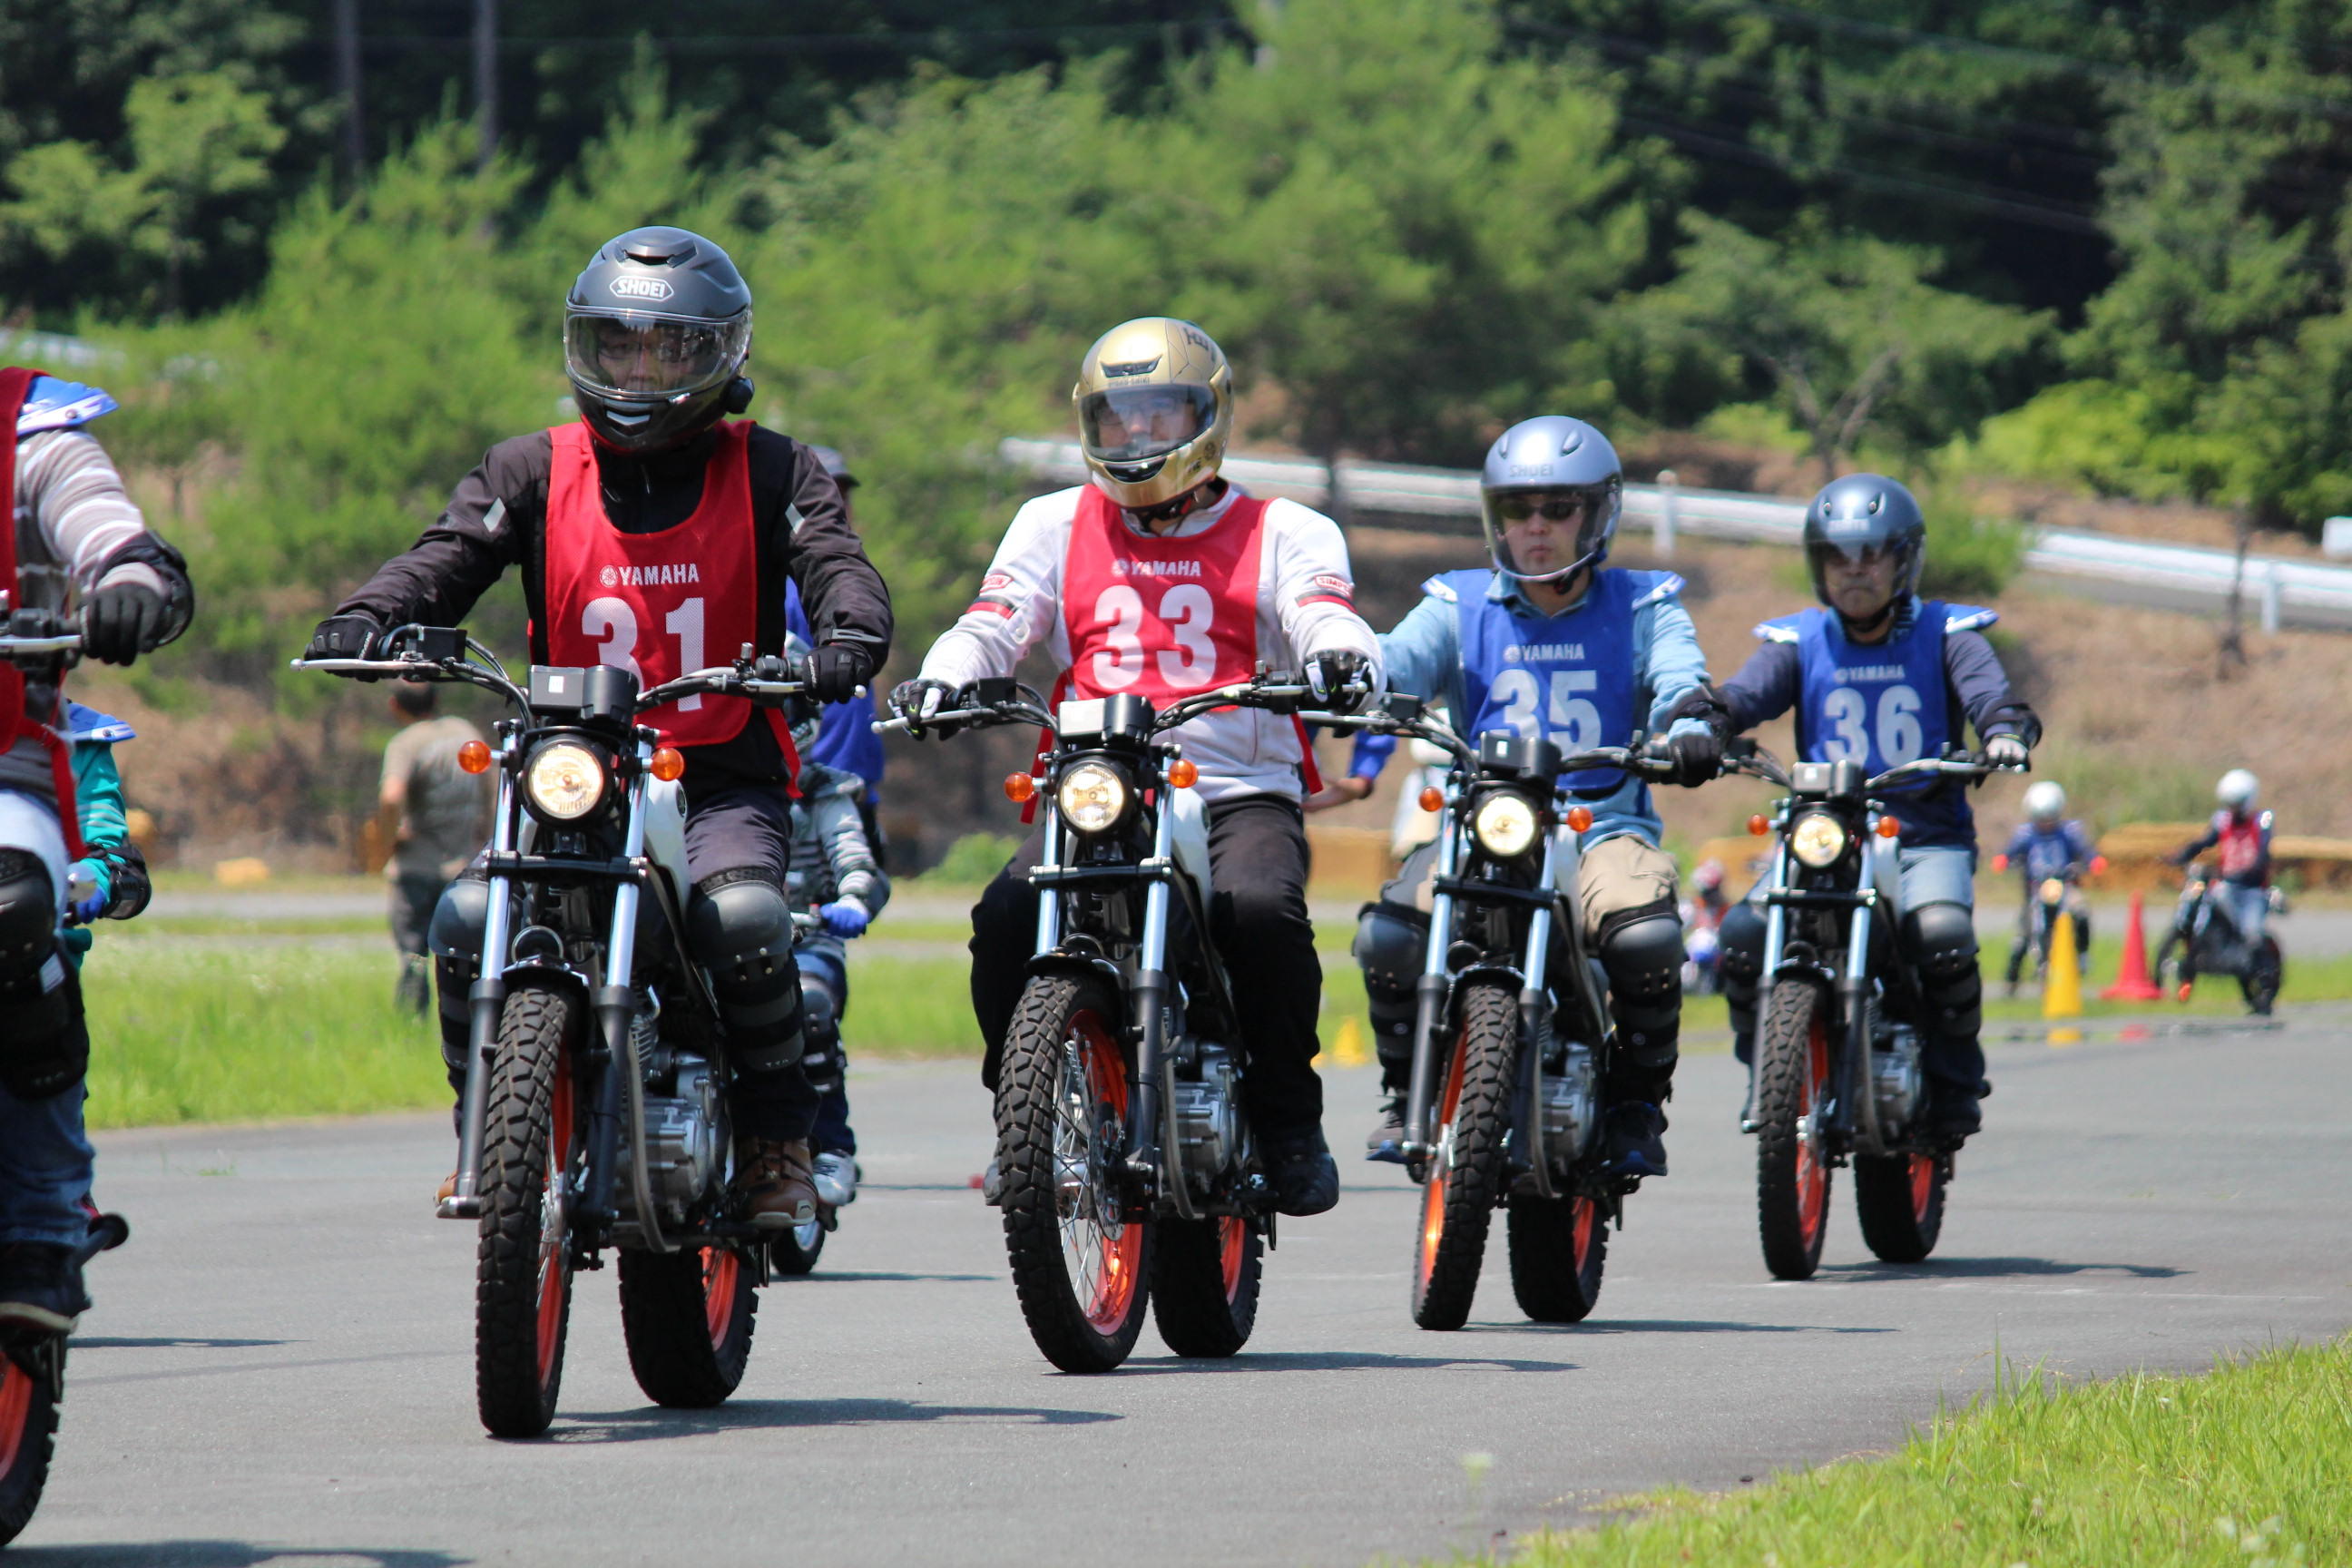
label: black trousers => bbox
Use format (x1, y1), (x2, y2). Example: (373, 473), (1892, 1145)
(968, 793), (1326, 1140)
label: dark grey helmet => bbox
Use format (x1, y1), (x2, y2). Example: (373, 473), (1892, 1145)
(1477, 415), (1622, 583)
(1803, 473), (1926, 621)
(564, 226), (754, 454)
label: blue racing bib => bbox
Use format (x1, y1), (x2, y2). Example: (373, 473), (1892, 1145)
(1455, 567), (1676, 792)
(1759, 600), (1994, 794)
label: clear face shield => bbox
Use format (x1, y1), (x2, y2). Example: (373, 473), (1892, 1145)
(1479, 485), (1615, 583)
(1808, 537), (1914, 623)
(1077, 384), (1217, 466)
(564, 310), (750, 403)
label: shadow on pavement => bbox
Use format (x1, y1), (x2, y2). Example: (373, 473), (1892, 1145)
(1544, 1319), (1895, 1336)
(1115, 1350), (1574, 1375)
(776, 1271), (998, 1283)
(543, 1396), (1119, 1442)
(67, 1338), (291, 1351)
(7, 1545), (468, 1568)
(1818, 1256), (2186, 1280)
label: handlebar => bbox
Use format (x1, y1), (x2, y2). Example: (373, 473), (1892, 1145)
(295, 626), (821, 720)
(1719, 739), (2023, 793)
(875, 674), (1317, 742)
(0, 632), (82, 658)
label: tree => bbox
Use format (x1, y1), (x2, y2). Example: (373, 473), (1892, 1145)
(1642, 210), (2047, 481)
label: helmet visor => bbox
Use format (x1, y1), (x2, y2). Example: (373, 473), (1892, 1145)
(1808, 536), (1916, 620)
(565, 311), (749, 402)
(1078, 384), (1217, 466)
(1480, 485), (1616, 582)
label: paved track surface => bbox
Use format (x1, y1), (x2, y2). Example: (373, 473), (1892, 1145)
(23, 1009), (2352, 1567)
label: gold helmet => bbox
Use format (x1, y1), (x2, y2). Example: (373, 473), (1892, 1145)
(1072, 317), (1233, 510)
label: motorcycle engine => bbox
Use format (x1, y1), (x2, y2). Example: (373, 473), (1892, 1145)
(1171, 1039), (1240, 1186)
(1539, 1037), (1599, 1162)
(1871, 1020), (1923, 1129)
(638, 1050), (724, 1225)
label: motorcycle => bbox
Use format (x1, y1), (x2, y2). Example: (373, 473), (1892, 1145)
(301, 625), (819, 1436)
(1720, 739), (2021, 1281)
(769, 912), (842, 1279)
(2154, 863), (2284, 1015)
(2001, 864), (2096, 997)
(1321, 696), (1679, 1331)
(0, 615), (132, 1546)
(879, 671), (1326, 1372)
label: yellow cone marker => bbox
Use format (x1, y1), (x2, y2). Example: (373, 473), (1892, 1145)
(2044, 907), (2084, 1045)
(1330, 1014), (1372, 1067)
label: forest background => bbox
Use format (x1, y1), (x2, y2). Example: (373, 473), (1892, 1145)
(6, 0), (2352, 851)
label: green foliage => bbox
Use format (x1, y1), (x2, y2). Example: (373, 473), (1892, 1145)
(921, 831), (1024, 886)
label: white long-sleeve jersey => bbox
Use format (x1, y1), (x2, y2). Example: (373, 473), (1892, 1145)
(918, 484), (1382, 803)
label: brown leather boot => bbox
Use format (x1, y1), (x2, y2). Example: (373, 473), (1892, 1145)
(736, 1138), (818, 1229)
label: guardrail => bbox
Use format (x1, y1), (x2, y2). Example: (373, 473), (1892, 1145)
(997, 437), (2352, 633)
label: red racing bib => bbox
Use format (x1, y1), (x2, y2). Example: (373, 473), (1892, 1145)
(0, 364), (83, 856)
(1060, 485), (1268, 701)
(542, 419), (793, 769)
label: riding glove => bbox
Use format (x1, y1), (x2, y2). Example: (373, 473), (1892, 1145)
(79, 581), (171, 665)
(889, 678), (962, 736)
(819, 899), (870, 939)
(1306, 650), (1373, 712)
(1985, 735), (2030, 769)
(808, 643), (872, 705)
(305, 613), (384, 662)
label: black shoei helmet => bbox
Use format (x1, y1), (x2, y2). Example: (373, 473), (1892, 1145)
(564, 226), (754, 454)
(1803, 473), (1926, 621)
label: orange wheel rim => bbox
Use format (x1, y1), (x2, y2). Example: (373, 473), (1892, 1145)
(1795, 1009), (1830, 1247)
(1570, 1198), (1596, 1274)
(1908, 1153), (1935, 1221)
(534, 1056), (575, 1387)
(0, 1358), (30, 1474)
(702, 1248), (740, 1347)
(1218, 1217), (1248, 1304)
(1056, 1010), (1141, 1335)
(1416, 1032), (1470, 1288)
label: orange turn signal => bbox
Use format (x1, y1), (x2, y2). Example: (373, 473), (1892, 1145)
(457, 740), (492, 775)
(1417, 786), (1445, 814)
(1168, 759), (1199, 789)
(1876, 816), (1900, 839)
(1004, 773), (1038, 804)
(649, 747), (686, 782)
(2091, 854), (2109, 875)
(1565, 805), (1594, 833)
(1748, 814), (1770, 837)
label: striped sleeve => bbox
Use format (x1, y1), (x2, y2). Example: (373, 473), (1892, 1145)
(15, 430), (161, 593)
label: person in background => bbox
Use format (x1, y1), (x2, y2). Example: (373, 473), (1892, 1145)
(2169, 769), (2274, 948)
(786, 446), (886, 860)
(378, 680), (491, 1014)
(1302, 730), (1394, 813)
(1679, 858), (1729, 995)
(57, 701), (152, 964)
(1995, 779), (2096, 991)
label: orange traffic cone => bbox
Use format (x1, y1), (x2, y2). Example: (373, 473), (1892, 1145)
(2100, 891), (2163, 1001)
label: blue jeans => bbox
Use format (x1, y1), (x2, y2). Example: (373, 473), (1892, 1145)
(797, 937), (856, 1156)
(1, 789), (93, 1248)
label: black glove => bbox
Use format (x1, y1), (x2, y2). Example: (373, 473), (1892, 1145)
(79, 581), (171, 666)
(889, 677), (962, 737)
(808, 643), (872, 705)
(1662, 727), (1723, 788)
(1305, 650), (1373, 713)
(305, 613), (383, 662)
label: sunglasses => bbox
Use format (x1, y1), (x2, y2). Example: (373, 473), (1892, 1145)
(1495, 495), (1592, 524)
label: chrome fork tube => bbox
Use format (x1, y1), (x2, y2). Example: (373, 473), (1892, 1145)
(446, 765), (520, 1219)
(1841, 828), (1879, 1147)
(1131, 792), (1192, 1216)
(1517, 833), (1560, 1198)
(1034, 810), (1063, 954)
(593, 752), (660, 1250)
(1401, 810), (1463, 1165)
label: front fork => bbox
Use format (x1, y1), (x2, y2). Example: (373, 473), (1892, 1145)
(1514, 836), (1561, 1199)
(589, 753), (653, 1250)
(445, 768), (521, 1220)
(1122, 796), (1197, 1220)
(1402, 814), (1463, 1170)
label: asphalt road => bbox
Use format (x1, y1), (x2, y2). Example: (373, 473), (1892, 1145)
(22, 1007), (2352, 1568)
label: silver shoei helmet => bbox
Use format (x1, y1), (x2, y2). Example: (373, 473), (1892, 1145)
(2023, 780), (2066, 824)
(1803, 474), (1926, 618)
(1478, 416), (1622, 584)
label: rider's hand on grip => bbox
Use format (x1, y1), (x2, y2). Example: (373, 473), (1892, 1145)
(1305, 650), (1373, 713)
(79, 580), (170, 665)
(303, 612), (386, 676)
(1984, 734), (2030, 769)
(1661, 727), (1722, 788)
(889, 677), (960, 737)
(808, 643), (871, 704)
(818, 898), (870, 938)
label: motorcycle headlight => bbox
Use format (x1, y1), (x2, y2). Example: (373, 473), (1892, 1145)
(1472, 791), (1540, 858)
(1056, 760), (1130, 835)
(1788, 811), (1847, 868)
(524, 741), (609, 820)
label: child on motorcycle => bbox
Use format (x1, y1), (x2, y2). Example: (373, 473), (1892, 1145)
(1353, 415), (1722, 1176)
(1994, 779), (2095, 992)
(57, 701), (152, 959)
(1705, 474), (2040, 1148)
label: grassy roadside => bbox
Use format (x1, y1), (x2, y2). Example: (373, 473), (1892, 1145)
(1460, 1341), (2350, 1567)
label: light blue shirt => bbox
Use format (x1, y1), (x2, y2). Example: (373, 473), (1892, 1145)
(1378, 567), (1710, 846)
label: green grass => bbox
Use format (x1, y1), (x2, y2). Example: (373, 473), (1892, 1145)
(1471, 1341), (2352, 1567)
(83, 943), (446, 1130)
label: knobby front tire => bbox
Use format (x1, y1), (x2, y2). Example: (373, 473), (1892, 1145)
(475, 985), (583, 1437)
(1152, 1216), (1261, 1358)
(1853, 1152), (1946, 1264)
(620, 1245), (760, 1407)
(996, 975), (1151, 1373)
(1410, 980), (1517, 1331)
(1756, 978), (1834, 1281)
(1505, 1192), (1608, 1323)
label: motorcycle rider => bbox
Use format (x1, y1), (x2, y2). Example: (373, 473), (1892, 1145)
(1995, 779), (2095, 991)
(1705, 474), (2040, 1146)
(0, 367), (193, 1331)
(1353, 415), (1722, 1174)
(2169, 769), (2275, 950)
(1680, 858), (1730, 995)
(892, 317), (1381, 1217)
(305, 227), (892, 1229)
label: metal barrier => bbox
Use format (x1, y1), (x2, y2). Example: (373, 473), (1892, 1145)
(997, 437), (2352, 632)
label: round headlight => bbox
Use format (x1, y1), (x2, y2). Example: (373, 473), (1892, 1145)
(1056, 760), (1130, 834)
(524, 741), (608, 820)
(1472, 791), (1540, 858)
(1788, 812), (1847, 868)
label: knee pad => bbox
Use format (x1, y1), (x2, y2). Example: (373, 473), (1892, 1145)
(0, 850), (87, 1099)
(1351, 902), (1426, 1048)
(1902, 901), (1982, 1038)
(687, 872), (804, 1072)
(1599, 903), (1685, 1067)
(428, 874), (488, 1082)
(798, 968), (842, 1089)
(1718, 903), (1765, 992)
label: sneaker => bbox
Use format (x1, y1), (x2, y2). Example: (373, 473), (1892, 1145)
(736, 1138), (818, 1229)
(1602, 1102), (1669, 1179)
(0, 1243), (88, 1335)
(1364, 1097), (1406, 1164)
(1266, 1128), (1340, 1217)
(812, 1151), (860, 1210)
